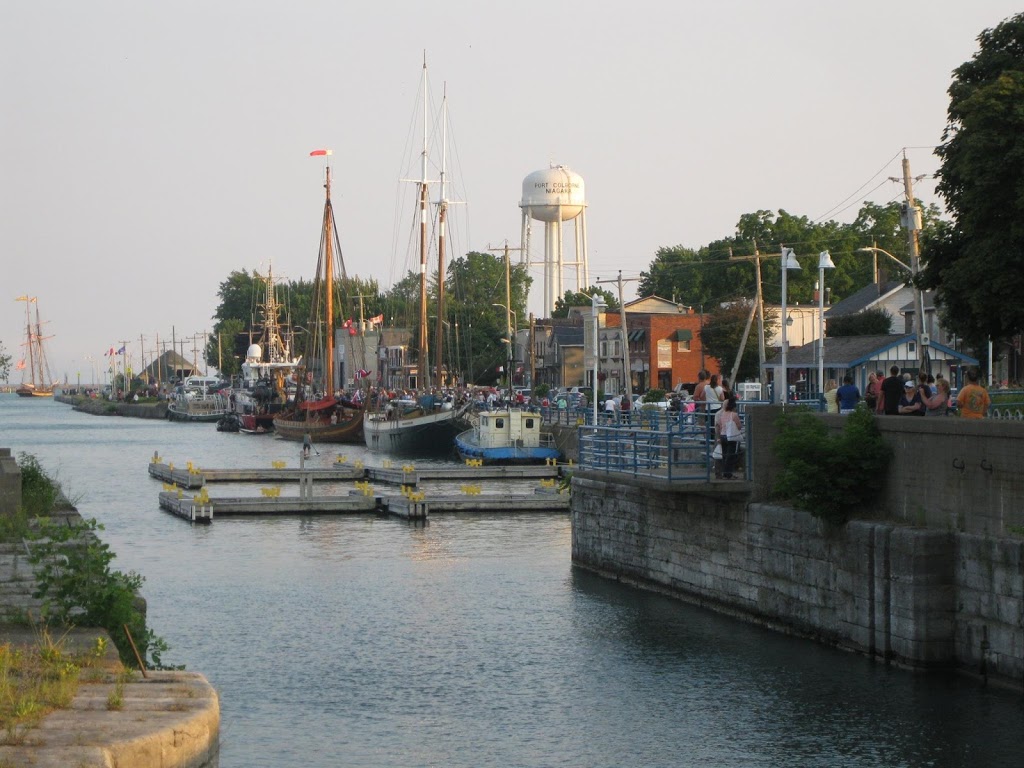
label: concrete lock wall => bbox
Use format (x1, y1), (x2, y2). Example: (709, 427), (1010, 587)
(0, 448), (21, 517)
(745, 406), (1024, 537)
(572, 460), (1024, 685)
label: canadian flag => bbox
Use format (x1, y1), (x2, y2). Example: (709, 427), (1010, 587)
(369, 314), (384, 325)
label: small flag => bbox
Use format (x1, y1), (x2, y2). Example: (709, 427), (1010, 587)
(369, 314), (384, 325)
(497, 365), (504, 373)
(357, 369), (371, 379)
(106, 347), (115, 356)
(15, 359), (25, 370)
(309, 149), (333, 156)
(117, 346), (126, 355)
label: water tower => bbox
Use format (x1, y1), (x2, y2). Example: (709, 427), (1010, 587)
(519, 165), (589, 314)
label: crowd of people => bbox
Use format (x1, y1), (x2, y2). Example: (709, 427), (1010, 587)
(827, 365), (991, 419)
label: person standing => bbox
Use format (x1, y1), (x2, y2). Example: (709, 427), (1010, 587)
(898, 380), (925, 415)
(836, 375), (860, 414)
(864, 371), (881, 412)
(302, 432), (313, 457)
(719, 396), (743, 479)
(879, 365), (904, 415)
(823, 379), (839, 413)
(956, 368), (991, 419)
(923, 377), (951, 416)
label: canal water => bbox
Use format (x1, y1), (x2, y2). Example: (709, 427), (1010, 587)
(2, 395), (1021, 767)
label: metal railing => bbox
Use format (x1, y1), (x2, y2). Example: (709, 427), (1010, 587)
(575, 410), (752, 482)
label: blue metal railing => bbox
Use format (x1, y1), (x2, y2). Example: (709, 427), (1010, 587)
(574, 409), (752, 482)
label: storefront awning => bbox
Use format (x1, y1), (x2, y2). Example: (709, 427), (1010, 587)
(671, 329), (692, 342)
(627, 329), (646, 342)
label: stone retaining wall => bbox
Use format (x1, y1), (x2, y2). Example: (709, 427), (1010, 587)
(572, 473), (1024, 687)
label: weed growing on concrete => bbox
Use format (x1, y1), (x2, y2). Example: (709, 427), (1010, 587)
(772, 407), (891, 524)
(0, 627), (96, 743)
(26, 517), (174, 671)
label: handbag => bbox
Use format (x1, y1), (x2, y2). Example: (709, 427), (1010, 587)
(711, 442), (723, 460)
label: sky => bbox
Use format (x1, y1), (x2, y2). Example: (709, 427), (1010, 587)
(2, 1), (1020, 384)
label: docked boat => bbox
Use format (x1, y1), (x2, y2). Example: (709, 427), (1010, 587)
(167, 388), (230, 422)
(272, 152), (366, 444)
(455, 409), (560, 464)
(14, 296), (57, 398)
(226, 264), (299, 434)
(363, 62), (465, 455)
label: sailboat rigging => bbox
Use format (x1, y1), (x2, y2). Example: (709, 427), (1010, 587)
(363, 61), (470, 454)
(15, 296), (56, 398)
(273, 151), (367, 443)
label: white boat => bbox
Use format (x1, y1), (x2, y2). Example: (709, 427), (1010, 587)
(167, 388), (230, 422)
(455, 409), (560, 464)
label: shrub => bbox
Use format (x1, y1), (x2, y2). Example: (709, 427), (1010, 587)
(17, 454), (58, 519)
(643, 388), (666, 403)
(771, 407), (891, 525)
(27, 517), (173, 670)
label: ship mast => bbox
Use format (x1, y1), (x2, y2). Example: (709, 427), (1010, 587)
(417, 55), (430, 390)
(323, 164), (335, 396)
(434, 83), (448, 388)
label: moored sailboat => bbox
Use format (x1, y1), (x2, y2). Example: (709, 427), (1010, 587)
(273, 151), (366, 444)
(15, 296), (56, 398)
(363, 63), (469, 455)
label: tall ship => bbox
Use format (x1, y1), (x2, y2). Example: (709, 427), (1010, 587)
(363, 61), (469, 454)
(273, 151), (366, 444)
(14, 296), (56, 398)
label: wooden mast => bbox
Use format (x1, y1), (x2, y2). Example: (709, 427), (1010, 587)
(324, 164), (335, 396)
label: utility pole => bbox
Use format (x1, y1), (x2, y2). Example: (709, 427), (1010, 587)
(489, 242), (524, 390)
(894, 151), (929, 373)
(595, 271), (638, 401)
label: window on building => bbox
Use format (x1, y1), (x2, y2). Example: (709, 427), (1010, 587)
(495, 418), (504, 429)
(525, 418), (534, 428)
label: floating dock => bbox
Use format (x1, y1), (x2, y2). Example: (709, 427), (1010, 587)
(158, 488), (567, 524)
(151, 455), (569, 524)
(149, 460), (562, 489)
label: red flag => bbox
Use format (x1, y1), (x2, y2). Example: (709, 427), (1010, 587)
(15, 359), (25, 370)
(309, 149), (333, 156)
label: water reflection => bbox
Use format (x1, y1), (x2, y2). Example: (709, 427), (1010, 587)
(1, 396), (1021, 767)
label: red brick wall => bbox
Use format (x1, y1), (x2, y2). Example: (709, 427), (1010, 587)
(606, 313), (719, 390)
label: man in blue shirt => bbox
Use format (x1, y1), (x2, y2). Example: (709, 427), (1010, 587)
(836, 375), (860, 414)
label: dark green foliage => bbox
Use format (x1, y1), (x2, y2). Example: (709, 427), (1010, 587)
(826, 307), (893, 337)
(551, 286), (619, 318)
(643, 388), (666, 403)
(700, 301), (777, 381)
(534, 383), (550, 398)
(17, 453), (58, 518)
(772, 408), (891, 525)
(921, 13), (1024, 344)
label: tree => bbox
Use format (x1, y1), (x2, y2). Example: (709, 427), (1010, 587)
(205, 318), (246, 377)
(0, 341), (10, 383)
(446, 251), (532, 384)
(699, 300), (778, 381)
(826, 308), (893, 337)
(551, 286), (618, 318)
(920, 13), (1024, 343)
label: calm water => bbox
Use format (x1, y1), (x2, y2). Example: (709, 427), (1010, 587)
(2, 394), (1021, 767)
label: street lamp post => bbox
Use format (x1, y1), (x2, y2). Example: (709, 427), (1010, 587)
(591, 294), (607, 424)
(779, 247), (801, 404)
(856, 246), (926, 372)
(817, 251), (835, 398)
